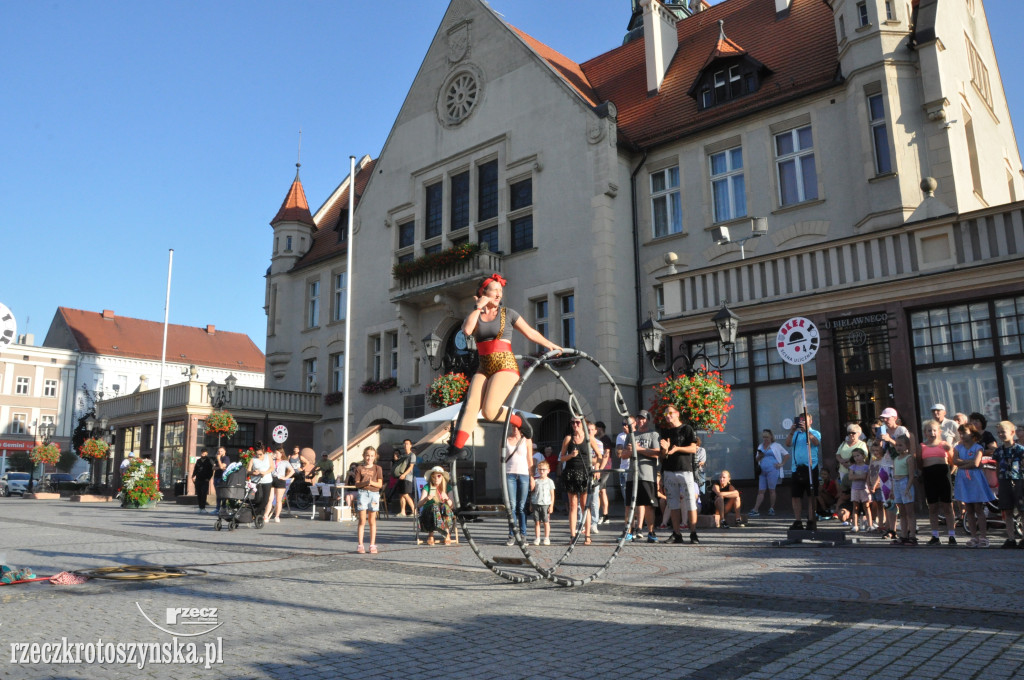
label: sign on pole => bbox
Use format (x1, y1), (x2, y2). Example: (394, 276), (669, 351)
(272, 424), (289, 445)
(775, 317), (820, 365)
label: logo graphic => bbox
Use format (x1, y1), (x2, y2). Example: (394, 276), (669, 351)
(272, 424), (289, 444)
(776, 317), (820, 365)
(136, 603), (223, 637)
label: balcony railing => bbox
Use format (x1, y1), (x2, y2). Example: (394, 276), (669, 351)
(390, 250), (503, 304)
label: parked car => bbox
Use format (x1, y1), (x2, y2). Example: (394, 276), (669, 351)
(75, 471), (90, 484)
(0, 471), (31, 496)
(39, 472), (76, 492)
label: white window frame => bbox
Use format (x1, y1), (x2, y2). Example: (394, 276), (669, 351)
(559, 292), (576, 349)
(307, 280), (320, 329)
(331, 352), (344, 392)
(387, 331), (399, 379)
(856, 1), (869, 27)
(650, 166), (682, 238)
(884, 1), (894, 20)
(867, 94), (892, 175)
(44, 379), (58, 398)
(533, 298), (549, 354)
(332, 272), (347, 322)
(775, 125), (818, 206)
(15, 376), (30, 395)
(965, 35), (992, 109)
(655, 285), (665, 320)
(304, 358), (317, 392)
(709, 146), (746, 223)
(372, 336), (383, 382)
(11, 413), (27, 435)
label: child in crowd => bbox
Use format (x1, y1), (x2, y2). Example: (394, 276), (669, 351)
(892, 435), (917, 545)
(920, 421), (956, 546)
(848, 449), (871, 532)
(815, 468), (838, 519)
(531, 462), (555, 545)
(953, 425), (996, 548)
(993, 421), (1024, 548)
(868, 440), (895, 539)
(352, 446), (383, 554)
(417, 466), (455, 545)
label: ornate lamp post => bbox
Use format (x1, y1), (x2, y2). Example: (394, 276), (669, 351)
(28, 421), (56, 493)
(640, 302), (740, 377)
(207, 374), (238, 409)
(422, 330), (477, 375)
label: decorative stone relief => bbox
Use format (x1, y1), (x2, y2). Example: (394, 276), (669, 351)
(446, 20), (471, 64)
(437, 64), (484, 128)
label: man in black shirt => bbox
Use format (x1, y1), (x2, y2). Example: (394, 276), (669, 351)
(191, 448), (215, 513)
(659, 404), (700, 544)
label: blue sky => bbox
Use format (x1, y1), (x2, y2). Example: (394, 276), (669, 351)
(3, 0), (1022, 353)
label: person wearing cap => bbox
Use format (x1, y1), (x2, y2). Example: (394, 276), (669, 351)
(417, 466), (455, 545)
(929, 404), (958, 446)
(784, 413), (821, 531)
(619, 410), (661, 542)
(876, 408), (910, 453)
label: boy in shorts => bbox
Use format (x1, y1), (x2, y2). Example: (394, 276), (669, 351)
(531, 462), (555, 545)
(994, 421), (1024, 548)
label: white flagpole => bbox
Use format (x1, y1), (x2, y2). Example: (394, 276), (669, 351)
(340, 156), (356, 495)
(154, 249), (173, 491)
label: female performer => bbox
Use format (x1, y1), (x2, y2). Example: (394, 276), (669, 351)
(447, 274), (562, 459)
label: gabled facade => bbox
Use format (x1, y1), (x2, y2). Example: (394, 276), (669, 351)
(265, 0), (1022, 483)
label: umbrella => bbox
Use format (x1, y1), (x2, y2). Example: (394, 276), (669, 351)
(407, 404), (540, 424)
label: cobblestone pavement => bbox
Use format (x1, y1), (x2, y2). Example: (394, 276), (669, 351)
(0, 499), (1022, 679)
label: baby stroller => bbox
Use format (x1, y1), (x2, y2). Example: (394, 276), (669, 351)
(215, 465), (264, 531)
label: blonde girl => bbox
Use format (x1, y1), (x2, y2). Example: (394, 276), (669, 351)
(353, 446), (383, 554)
(891, 435), (917, 545)
(953, 425), (996, 547)
(263, 449), (293, 523)
(417, 466), (455, 545)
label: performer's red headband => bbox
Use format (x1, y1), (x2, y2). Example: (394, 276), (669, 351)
(478, 273), (507, 295)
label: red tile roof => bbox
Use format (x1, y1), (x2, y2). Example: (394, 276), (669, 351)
(270, 165), (316, 227)
(53, 307), (265, 372)
(292, 156), (376, 271)
(513, 0), (840, 149)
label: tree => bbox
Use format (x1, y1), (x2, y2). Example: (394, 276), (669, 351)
(6, 451), (31, 472)
(57, 448), (78, 473)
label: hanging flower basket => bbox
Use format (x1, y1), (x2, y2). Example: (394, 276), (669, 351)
(360, 377), (397, 394)
(323, 391), (343, 406)
(205, 410), (238, 437)
(427, 372), (470, 409)
(78, 438), (109, 460)
(120, 459), (163, 508)
(30, 442), (61, 467)
(650, 370), (734, 433)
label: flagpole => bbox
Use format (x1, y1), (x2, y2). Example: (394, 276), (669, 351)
(340, 156), (356, 496)
(154, 249), (173, 491)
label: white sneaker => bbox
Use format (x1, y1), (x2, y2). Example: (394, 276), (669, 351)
(274, 518), (280, 523)
(543, 537), (550, 546)
(591, 524), (600, 534)
(505, 536), (516, 546)
(851, 525), (860, 532)
(533, 537), (541, 546)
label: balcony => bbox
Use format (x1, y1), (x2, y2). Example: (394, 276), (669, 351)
(97, 382), (321, 420)
(389, 249), (503, 306)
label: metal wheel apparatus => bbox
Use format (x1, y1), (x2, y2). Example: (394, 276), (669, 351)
(450, 348), (641, 587)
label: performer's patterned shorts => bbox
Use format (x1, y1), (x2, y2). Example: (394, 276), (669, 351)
(479, 350), (519, 377)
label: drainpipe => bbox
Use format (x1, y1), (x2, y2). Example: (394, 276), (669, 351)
(629, 148), (649, 412)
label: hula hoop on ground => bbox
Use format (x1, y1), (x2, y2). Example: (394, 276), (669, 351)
(451, 348), (640, 587)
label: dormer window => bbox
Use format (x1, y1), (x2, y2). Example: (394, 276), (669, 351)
(694, 59), (763, 109)
(688, 21), (770, 111)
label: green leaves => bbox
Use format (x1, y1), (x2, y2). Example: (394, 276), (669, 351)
(427, 372), (470, 408)
(651, 370), (734, 433)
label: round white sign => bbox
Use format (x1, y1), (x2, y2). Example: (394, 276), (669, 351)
(0, 302), (16, 349)
(776, 317), (820, 365)
(272, 424), (289, 444)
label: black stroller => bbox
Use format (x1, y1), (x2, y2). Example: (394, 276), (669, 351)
(214, 466), (264, 531)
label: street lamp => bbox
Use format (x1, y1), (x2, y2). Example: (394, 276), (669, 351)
(640, 302), (740, 376)
(207, 374), (238, 409)
(711, 216), (768, 260)
(27, 421), (57, 493)
(85, 416), (110, 493)
(422, 329), (477, 374)
(421, 331), (443, 371)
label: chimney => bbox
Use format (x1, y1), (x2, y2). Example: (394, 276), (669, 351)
(775, 0), (792, 15)
(206, 324), (216, 335)
(642, 0), (679, 94)
(101, 309), (115, 320)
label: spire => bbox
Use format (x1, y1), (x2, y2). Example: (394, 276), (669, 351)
(270, 164), (316, 228)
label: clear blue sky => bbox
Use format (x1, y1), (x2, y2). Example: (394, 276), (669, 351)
(3, 0), (1022, 353)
